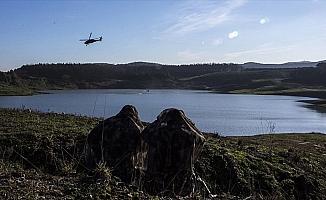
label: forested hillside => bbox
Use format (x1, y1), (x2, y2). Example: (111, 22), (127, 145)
(0, 62), (325, 96)
(15, 62), (242, 80)
(288, 63), (326, 85)
(13, 62), (242, 89)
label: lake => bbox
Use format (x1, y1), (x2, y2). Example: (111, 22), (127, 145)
(0, 89), (325, 135)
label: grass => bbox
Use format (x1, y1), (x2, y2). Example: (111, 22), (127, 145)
(0, 84), (34, 96)
(230, 86), (326, 98)
(0, 108), (155, 199)
(196, 133), (326, 199)
(0, 108), (325, 199)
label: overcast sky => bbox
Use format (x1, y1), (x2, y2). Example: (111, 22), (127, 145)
(1, 0), (326, 71)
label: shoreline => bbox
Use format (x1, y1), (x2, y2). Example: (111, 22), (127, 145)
(214, 88), (326, 110)
(1, 107), (325, 136)
(1, 86), (326, 112)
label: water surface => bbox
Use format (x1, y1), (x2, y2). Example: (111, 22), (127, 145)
(0, 89), (325, 135)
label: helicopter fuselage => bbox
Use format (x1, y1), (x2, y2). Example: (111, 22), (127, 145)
(84, 39), (98, 45)
(80, 33), (102, 46)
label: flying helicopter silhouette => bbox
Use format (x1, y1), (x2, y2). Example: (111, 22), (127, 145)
(80, 32), (102, 46)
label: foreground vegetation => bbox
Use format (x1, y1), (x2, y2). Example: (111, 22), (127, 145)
(0, 108), (153, 199)
(0, 108), (325, 199)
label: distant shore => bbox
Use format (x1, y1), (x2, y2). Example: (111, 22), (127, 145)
(217, 87), (326, 111)
(1, 85), (326, 112)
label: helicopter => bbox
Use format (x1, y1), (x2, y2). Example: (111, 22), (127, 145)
(80, 32), (102, 46)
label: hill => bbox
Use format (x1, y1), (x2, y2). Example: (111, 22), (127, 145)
(241, 61), (322, 69)
(1, 62), (326, 99)
(12, 62), (242, 90)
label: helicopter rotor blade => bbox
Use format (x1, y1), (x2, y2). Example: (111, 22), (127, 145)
(79, 39), (88, 41)
(94, 36), (103, 40)
(89, 32), (92, 40)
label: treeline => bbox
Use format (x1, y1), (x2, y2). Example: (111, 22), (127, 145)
(0, 70), (22, 85)
(1, 61), (325, 93)
(15, 62), (242, 81)
(12, 62), (242, 89)
(288, 63), (326, 85)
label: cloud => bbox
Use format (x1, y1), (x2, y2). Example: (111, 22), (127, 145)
(228, 31), (239, 39)
(163, 0), (247, 36)
(213, 38), (224, 46)
(224, 44), (296, 58)
(259, 17), (270, 24)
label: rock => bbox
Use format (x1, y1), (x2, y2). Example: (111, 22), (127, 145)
(136, 108), (205, 196)
(87, 105), (144, 182)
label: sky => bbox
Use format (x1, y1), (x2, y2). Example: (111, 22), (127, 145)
(1, 0), (326, 71)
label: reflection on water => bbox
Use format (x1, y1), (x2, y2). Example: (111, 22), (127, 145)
(0, 89), (325, 136)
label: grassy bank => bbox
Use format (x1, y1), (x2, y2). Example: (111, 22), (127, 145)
(229, 87), (326, 98)
(0, 84), (35, 96)
(0, 108), (325, 199)
(0, 108), (154, 199)
(222, 87), (326, 111)
(199, 133), (326, 199)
